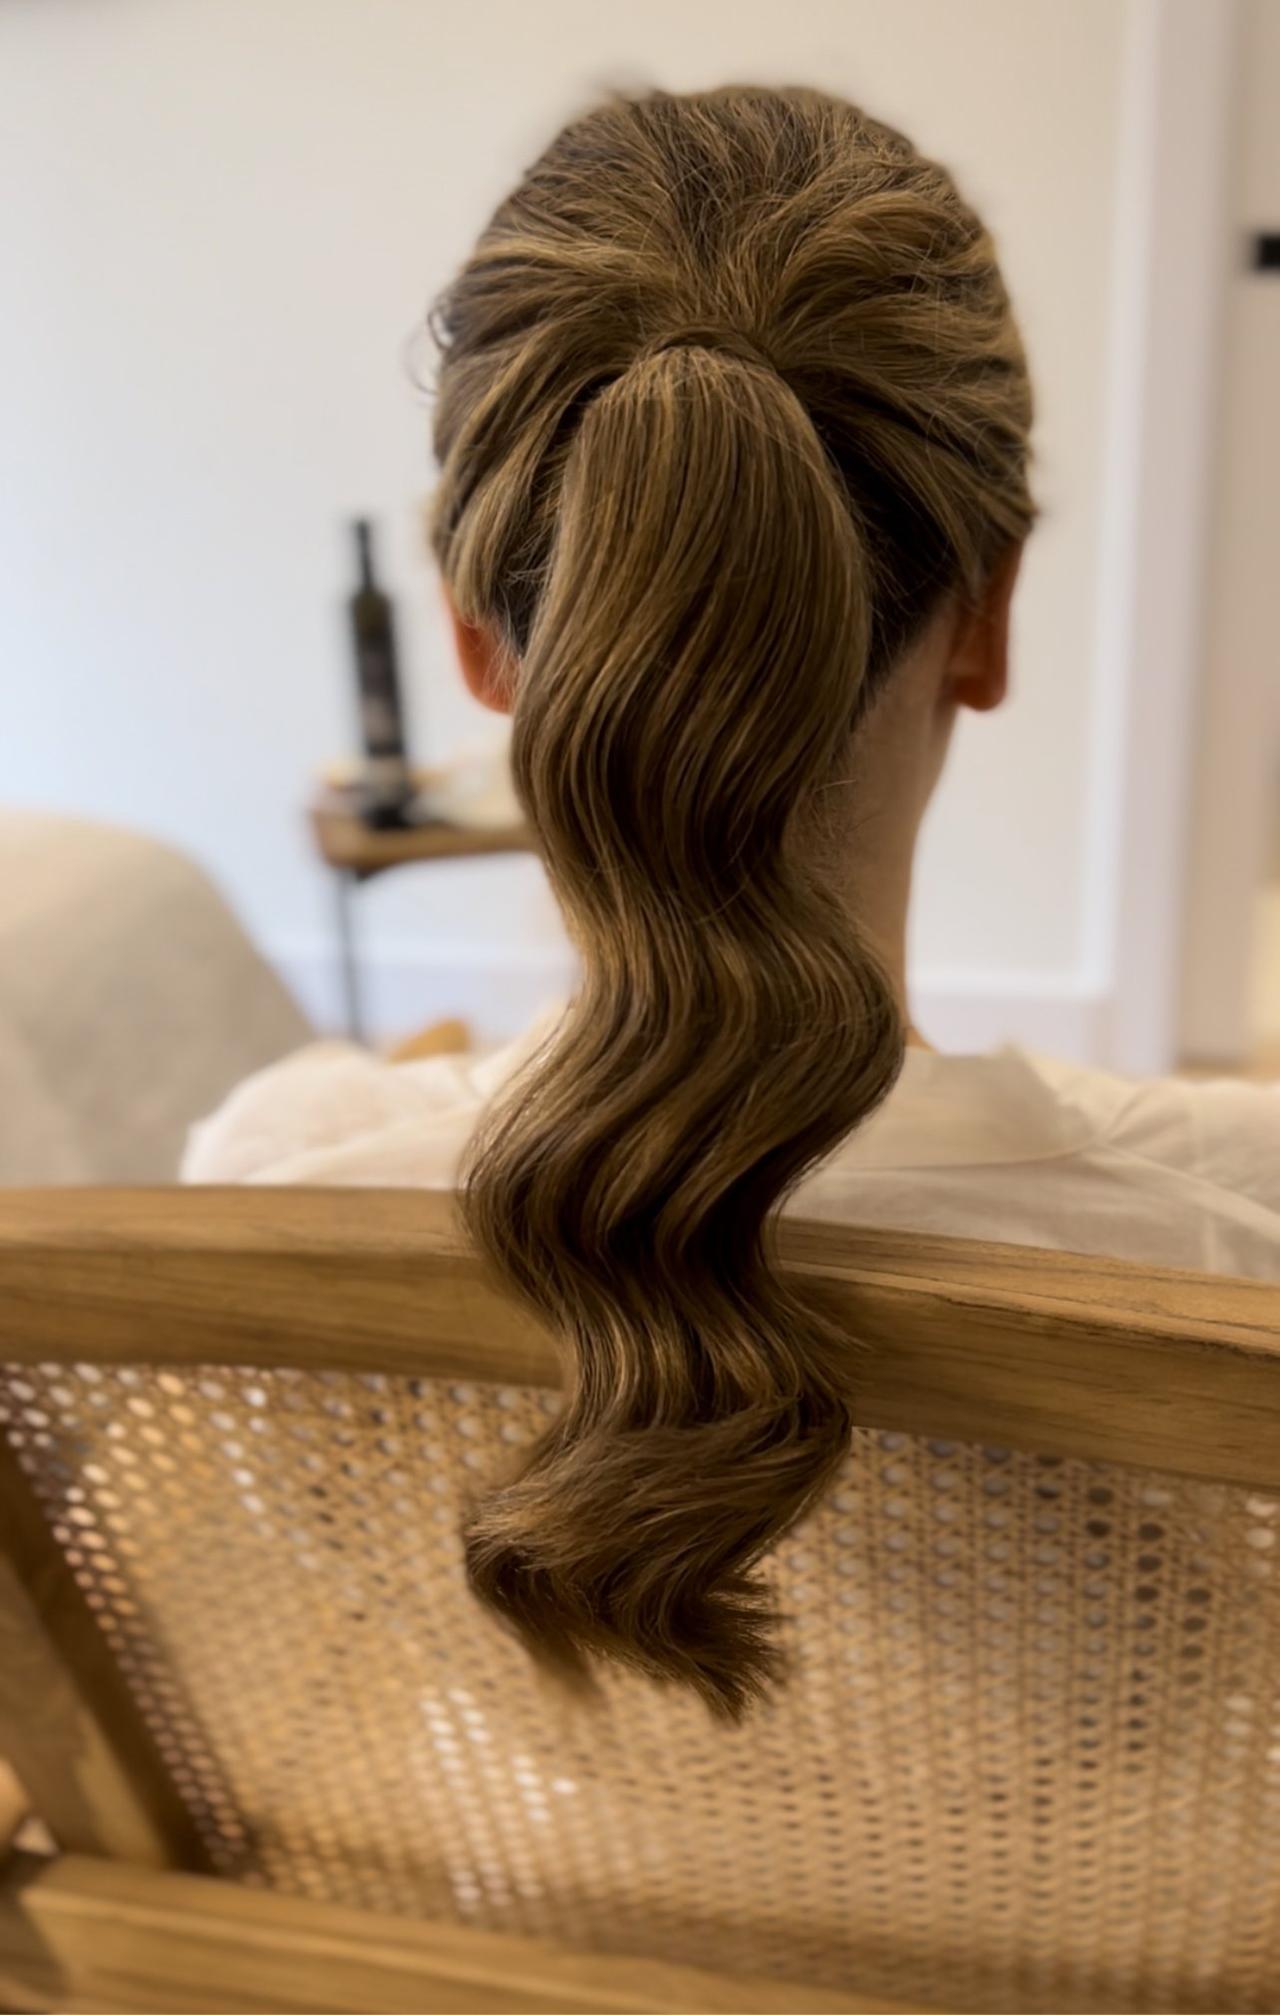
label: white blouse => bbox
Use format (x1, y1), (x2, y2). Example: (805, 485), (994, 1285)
(184, 1014), (1280, 1280)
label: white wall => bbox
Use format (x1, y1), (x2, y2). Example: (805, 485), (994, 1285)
(2, 0), (1134, 1050)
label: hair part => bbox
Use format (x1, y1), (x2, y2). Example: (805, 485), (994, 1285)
(430, 85), (1035, 1715)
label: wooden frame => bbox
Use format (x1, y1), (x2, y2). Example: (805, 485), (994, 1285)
(2, 1188), (1278, 2013)
(0, 1855), (928, 2015)
(1, 1188), (1277, 1487)
(0, 1765), (27, 1860)
(0, 1439), (204, 1870)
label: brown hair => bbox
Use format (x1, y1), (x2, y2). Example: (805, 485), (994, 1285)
(430, 85), (1034, 1714)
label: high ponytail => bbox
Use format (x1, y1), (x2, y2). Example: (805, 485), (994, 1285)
(430, 86), (1035, 1713)
(460, 342), (900, 1714)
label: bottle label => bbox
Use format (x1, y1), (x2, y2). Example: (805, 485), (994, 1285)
(358, 640), (404, 758)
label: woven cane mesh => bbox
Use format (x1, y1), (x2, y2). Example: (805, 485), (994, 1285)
(4, 1360), (1280, 2013)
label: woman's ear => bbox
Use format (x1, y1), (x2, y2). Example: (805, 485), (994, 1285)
(947, 544), (1023, 714)
(445, 590), (516, 714)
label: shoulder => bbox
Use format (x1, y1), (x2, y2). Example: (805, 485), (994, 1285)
(180, 1040), (485, 1186)
(1028, 1052), (1280, 1205)
(181, 1008), (564, 1187)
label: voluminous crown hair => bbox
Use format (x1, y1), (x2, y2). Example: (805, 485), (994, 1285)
(430, 85), (1034, 1715)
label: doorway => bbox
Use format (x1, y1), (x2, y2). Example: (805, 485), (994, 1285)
(1178, 0), (1280, 1073)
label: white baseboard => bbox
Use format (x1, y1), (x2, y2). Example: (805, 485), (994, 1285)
(272, 937), (1112, 1066)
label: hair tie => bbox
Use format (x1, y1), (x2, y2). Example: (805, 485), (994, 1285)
(649, 327), (775, 374)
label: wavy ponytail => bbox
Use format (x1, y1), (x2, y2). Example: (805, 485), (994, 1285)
(430, 86), (1035, 1713)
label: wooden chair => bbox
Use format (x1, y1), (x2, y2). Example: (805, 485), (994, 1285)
(1, 1189), (1278, 2015)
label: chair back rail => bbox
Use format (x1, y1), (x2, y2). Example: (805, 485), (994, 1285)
(0, 1188), (1276, 1485)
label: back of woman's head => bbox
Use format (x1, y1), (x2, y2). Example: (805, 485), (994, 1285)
(430, 85), (1034, 1715)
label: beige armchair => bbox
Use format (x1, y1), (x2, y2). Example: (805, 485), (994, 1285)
(0, 813), (309, 1182)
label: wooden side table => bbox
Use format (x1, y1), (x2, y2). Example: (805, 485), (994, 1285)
(308, 785), (535, 1040)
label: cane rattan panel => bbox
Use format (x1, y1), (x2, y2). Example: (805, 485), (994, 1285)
(3, 1359), (1280, 2013)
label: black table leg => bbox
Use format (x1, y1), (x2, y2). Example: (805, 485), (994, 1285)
(334, 869), (363, 1042)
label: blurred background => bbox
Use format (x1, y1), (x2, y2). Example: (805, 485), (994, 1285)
(1, 0), (1277, 1180)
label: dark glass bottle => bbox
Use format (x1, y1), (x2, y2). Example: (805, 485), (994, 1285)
(349, 518), (413, 828)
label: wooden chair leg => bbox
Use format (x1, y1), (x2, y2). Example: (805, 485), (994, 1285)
(0, 1442), (201, 1867)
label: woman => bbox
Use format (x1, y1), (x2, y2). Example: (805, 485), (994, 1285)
(187, 87), (1279, 1711)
